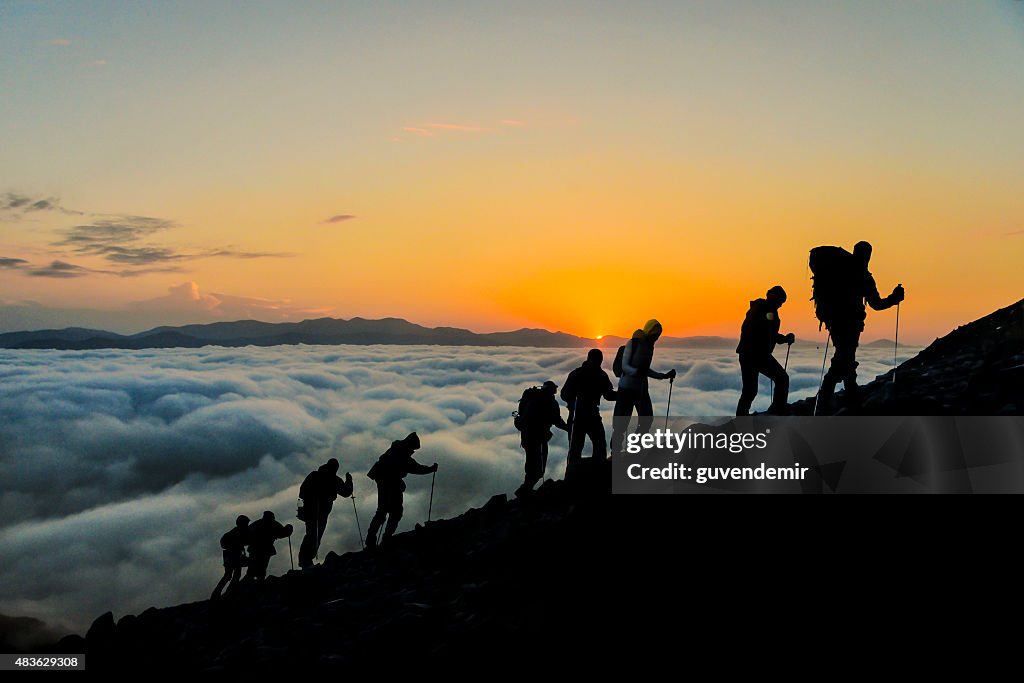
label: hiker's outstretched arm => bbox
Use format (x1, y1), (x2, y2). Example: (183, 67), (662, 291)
(865, 273), (899, 311)
(407, 459), (433, 475)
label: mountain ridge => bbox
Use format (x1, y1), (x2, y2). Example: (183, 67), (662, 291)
(0, 316), (740, 350)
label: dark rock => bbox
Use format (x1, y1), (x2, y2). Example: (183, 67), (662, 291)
(85, 612), (115, 646)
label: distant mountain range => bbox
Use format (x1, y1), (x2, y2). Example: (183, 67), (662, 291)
(0, 317), (742, 351)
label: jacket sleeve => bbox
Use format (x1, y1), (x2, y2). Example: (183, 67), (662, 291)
(864, 273), (896, 311)
(406, 458), (434, 475)
(601, 372), (617, 401)
(548, 397), (569, 430)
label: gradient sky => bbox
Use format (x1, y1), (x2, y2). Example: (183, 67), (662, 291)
(1, 1), (1022, 343)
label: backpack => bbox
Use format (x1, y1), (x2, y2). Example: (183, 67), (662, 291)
(612, 345), (627, 378)
(367, 444), (404, 481)
(298, 471), (318, 501)
(809, 246), (860, 329)
(513, 386), (545, 431)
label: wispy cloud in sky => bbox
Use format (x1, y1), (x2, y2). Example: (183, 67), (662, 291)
(424, 122), (488, 132)
(1, 193), (83, 217)
(26, 260), (94, 278)
(47, 38), (72, 46)
(48, 216), (290, 271)
(402, 126), (433, 137)
(321, 214), (356, 224)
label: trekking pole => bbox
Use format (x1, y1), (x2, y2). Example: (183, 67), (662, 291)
(288, 534), (294, 571)
(784, 342), (791, 371)
(893, 289), (901, 389)
(665, 377), (674, 429)
(813, 334), (831, 416)
(428, 470), (436, 523)
(351, 495), (364, 549)
(314, 502), (320, 563)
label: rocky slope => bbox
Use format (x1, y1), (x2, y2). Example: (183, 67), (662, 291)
(791, 297), (1023, 415)
(44, 476), (610, 671)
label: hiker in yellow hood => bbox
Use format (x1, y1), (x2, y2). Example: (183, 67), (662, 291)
(610, 319), (677, 453)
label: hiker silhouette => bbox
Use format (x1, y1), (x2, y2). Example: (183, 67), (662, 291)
(296, 458), (354, 568)
(365, 432), (437, 548)
(513, 380), (569, 497)
(211, 514), (249, 599)
(736, 286), (795, 416)
(811, 241), (904, 414)
(610, 319), (676, 454)
(561, 349), (617, 476)
(242, 511), (292, 583)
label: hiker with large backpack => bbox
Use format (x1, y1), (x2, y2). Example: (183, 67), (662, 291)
(736, 286), (795, 416)
(243, 511), (293, 583)
(561, 349), (617, 475)
(810, 241), (905, 414)
(513, 380), (569, 497)
(296, 458), (354, 568)
(610, 319), (676, 454)
(211, 514), (250, 599)
(365, 432), (437, 548)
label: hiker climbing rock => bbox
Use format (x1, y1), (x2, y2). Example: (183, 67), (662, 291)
(296, 458), (354, 568)
(513, 380), (569, 497)
(810, 241), (905, 414)
(561, 349), (617, 473)
(736, 286), (795, 416)
(610, 319), (676, 453)
(211, 515), (249, 599)
(365, 432), (437, 548)
(243, 511), (292, 582)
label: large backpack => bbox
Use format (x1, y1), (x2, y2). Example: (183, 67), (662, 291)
(612, 345), (626, 378)
(513, 386), (545, 431)
(809, 246), (860, 329)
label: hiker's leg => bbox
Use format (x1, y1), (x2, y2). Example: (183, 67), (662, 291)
(567, 415), (587, 462)
(212, 567), (232, 599)
(298, 518), (318, 567)
(763, 356), (789, 411)
(588, 415), (608, 461)
(635, 389), (654, 434)
(841, 327), (863, 406)
(366, 491), (387, 547)
(382, 497), (403, 541)
(517, 439), (543, 495)
(736, 356), (759, 416)
(610, 389), (637, 455)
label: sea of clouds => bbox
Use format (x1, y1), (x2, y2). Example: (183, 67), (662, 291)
(0, 341), (913, 633)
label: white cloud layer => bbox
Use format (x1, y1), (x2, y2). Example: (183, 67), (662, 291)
(0, 342), (912, 633)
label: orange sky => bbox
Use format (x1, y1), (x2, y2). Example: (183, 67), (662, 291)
(1, 2), (1022, 344)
